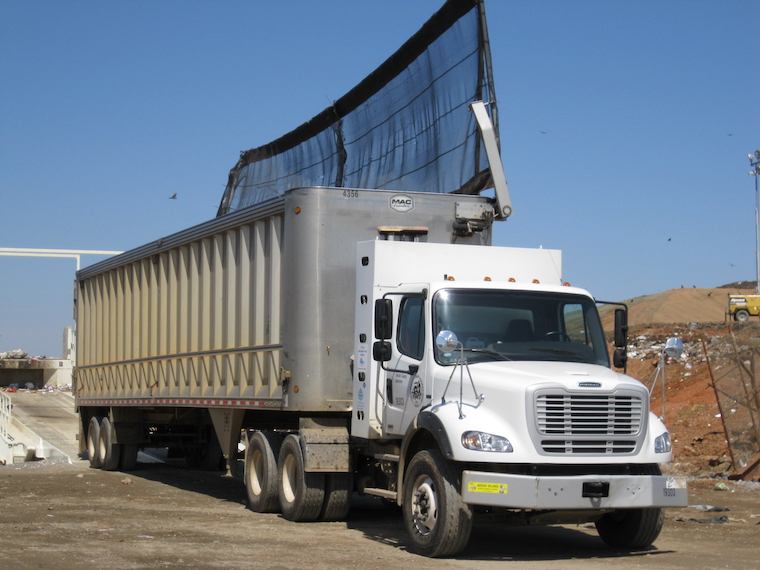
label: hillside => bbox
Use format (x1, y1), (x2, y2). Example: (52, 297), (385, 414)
(600, 286), (759, 480)
(600, 286), (753, 329)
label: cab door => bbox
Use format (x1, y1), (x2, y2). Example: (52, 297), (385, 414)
(383, 290), (428, 436)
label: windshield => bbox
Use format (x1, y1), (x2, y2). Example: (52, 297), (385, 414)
(433, 289), (610, 367)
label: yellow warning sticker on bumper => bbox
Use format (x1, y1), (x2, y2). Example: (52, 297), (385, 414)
(467, 482), (508, 494)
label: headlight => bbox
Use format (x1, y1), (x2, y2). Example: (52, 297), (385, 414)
(461, 431), (513, 452)
(654, 431), (672, 453)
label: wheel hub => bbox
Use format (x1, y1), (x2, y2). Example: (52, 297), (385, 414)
(411, 475), (438, 535)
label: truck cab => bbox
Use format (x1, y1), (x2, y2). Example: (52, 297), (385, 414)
(353, 239), (686, 556)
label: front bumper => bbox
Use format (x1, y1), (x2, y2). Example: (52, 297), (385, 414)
(462, 471), (688, 509)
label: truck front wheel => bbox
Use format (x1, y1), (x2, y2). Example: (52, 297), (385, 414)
(595, 507), (665, 549)
(278, 434), (325, 521)
(735, 309), (750, 322)
(402, 450), (473, 557)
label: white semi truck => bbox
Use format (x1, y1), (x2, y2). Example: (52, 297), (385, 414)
(75, 105), (687, 554)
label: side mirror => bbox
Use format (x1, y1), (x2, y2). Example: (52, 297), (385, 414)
(614, 308), (628, 348)
(436, 330), (460, 352)
(613, 347), (627, 369)
(374, 299), (393, 340)
(373, 341), (392, 362)
(663, 337), (684, 359)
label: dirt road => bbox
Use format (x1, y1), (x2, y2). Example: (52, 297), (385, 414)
(0, 458), (757, 570)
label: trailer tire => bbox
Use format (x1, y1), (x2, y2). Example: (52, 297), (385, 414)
(735, 309), (750, 322)
(402, 449), (473, 557)
(99, 417), (121, 471)
(245, 431), (284, 513)
(278, 434), (325, 522)
(119, 444), (139, 471)
(87, 416), (102, 469)
(319, 472), (352, 521)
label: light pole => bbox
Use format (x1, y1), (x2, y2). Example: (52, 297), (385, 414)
(750, 151), (760, 294)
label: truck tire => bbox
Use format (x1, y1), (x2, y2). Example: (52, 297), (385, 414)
(319, 472), (352, 521)
(402, 449), (473, 557)
(87, 416), (102, 469)
(278, 434), (325, 522)
(245, 431), (284, 513)
(119, 444), (139, 471)
(735, 309), (750, 322)
(595, 507), (665, 549)
(595, 464), (665, 549)
(99, 417), (121, 471)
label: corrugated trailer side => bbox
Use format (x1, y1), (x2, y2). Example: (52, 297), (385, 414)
(75, 197), (286, 470)
(76, 198), (285, 406)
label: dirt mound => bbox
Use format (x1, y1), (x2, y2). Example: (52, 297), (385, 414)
(600, 287), (753, 329)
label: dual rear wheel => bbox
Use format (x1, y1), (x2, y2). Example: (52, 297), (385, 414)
(86, 415), (138, 471)
(244, 431), (351, 522)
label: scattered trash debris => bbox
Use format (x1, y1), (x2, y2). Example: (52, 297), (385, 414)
(677, 515), (729, 524)
(714, 482), (729, 491)
(689, 505), (730, 512)
(0, 350), (28, 359)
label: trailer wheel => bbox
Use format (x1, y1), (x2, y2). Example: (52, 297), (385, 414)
(735, 309), (750, 322)
(402, 449), (472, 557)
(319, 472), (352, 521)
(87, 416), (102, 469)
(99, 417), (121, 471)
(119, 444), (139, 471)
(245, 431), (284, 513)
(278, 434), (325, 521)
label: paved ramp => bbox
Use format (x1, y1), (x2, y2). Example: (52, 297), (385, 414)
(6, 391), (80, 461)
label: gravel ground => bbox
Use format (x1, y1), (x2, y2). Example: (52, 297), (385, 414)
(0, 458), (758, 570)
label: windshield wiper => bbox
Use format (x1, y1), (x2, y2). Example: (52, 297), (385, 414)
(527, 347), (592, 363)
(462, 348), (512, 361)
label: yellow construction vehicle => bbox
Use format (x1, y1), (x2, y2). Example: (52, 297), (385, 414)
(728, 294), (760, 321)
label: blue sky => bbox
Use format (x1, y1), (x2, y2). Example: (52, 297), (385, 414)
(1, 0), (758, 357)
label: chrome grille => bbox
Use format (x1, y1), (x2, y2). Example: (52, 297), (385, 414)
(536, 393), (643, 454)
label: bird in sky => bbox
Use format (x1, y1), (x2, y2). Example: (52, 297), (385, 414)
(169, 193), (177, 199)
